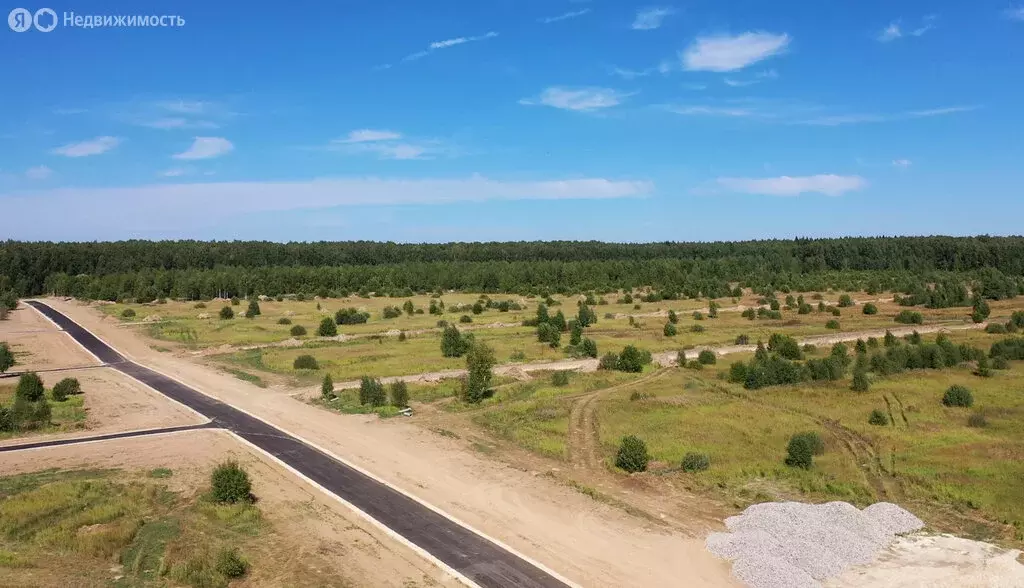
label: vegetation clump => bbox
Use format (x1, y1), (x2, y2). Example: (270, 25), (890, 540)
(681, 452), (710, 472)
(615, 435), (649, 473)
(942, 384), (973, 408)
(210, 460), (252, 504)
(868, 409), (889, 426)
(293, 355), (319, 370)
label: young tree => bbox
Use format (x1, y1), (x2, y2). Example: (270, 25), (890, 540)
(321, 373), (335, 400)
(569, 321), (583, 346)
(318, 317), (338, 337)
(551, 310), (568, 332)
(463, 342), (495, 403)
(403, 300), (415, 316)
(785, 434), (814, 469)
(211, 460), (252, 504)
(868, 409), (889, 426)
(537, 323), (561, 348)
(614, 435), (649, 473)
(616, 345), (646, 373)
(52, 378), (82, 401)
(219, 306), (234, 320)
(850, 367), (870, 392)
(838, 294), (854, 307)
(698, 350), (717, 365)
(441, 325), (468, 357)
(667, 310), (679, 324)
(535, 303), (549, 325)
(390, 380), (409, 408)
(359, 376), (386, 406)
(16, 372), (45, 402)
(580, 338), (598, 358)
(245, 299), (261, 319)
(663, 323), (677, 337)
(862, 302), (878, 315)
(0, 342), (14, 374)
(971, 294), (990, 324)
(576, 304), (597, 328)
(942, 384), (973, 408)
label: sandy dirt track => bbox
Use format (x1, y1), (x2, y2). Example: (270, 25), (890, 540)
(0, 428), (451, 588)
(38, 298), (738, 588)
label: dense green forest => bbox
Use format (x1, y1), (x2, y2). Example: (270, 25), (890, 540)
(1, 237), (1022, 302)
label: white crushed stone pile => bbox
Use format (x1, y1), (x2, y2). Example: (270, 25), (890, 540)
(706, 501), (924, 588)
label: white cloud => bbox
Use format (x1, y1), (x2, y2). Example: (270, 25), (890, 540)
(800, 105), (977, 126)
(632, 7), (674, 30)
(173, 137), (234, 160)
(25, 165), (53, 180)
(157, 100), (212, 114)
(520, 87), (630, 111)
(610, 59), (674, 79)
(892, 159), (912, 168)
(682, 32), (791, 72)
(1006, 6), (1024, 21)
(159, 168), (189, 177)
(878, 22), (902, 42)
(717, 174), (866, 197)
(404, 31), (498, 61)
(908, 105), (978, 117)
(142, 117), (219, 130)
(540, 9), (591, 24)
(0, 176), (654, 237)
(340, 129), (402, 143)
(51, 136), (121, 157)
(667, 105), (755, 117)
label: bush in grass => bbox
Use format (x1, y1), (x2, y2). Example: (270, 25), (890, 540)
(442, 325), (472, 357)
(317, 317), (337, 337)
(868, 409), (889, 426)
(685, 360), (703, 370)
(851, 368), (870, 392)
(463, 343), (496, 404)
(389, 380), (409, 408)
(0, 342), (14, 374)
(615, 435), (649, 473)
(985, 323), (1007, 334)
(551, 371), (570, 387)
(838, 294), (854, 307)
(663, 323), (677, 337)
(580, 337), (598, 358)
(768, 334), (803, 360)
(895, 310), (923, 325)
(867, 337), (879, 348)
(734, 334), (750, 345)
(321, 374), (334, 400)
(667, 310), (678, 324)
(289, 324), (307, 337)
(942, 385), (973, 408)
(293, 355), (319, 370)
(598, 352), (619, 371)
(785, 435), (814, 469)
(681, 452), (710, 473)
(825, 319), (840, 330)
(616, 345), (646, 373)
(215, 548), (249, 578)
(398, 330), (407, 342)
(793, 431), (825, 455)
(16, 372), (45, 402)
(967, 411), (988, 428)
(211, 460), (252, 504)
(32, 399), (51, 427)
(230, 297), (240, 306)
(219, 306), (234, 320)
(459, 314), (473, 324)
(993, 356), (1009, 369)
(359, 376), (386, 407)
(277, 317), (291, 325)
(335, 308), (370, 325)
(803, 344), (816, 354)
(52, 377), (81, 401)
(382, 306), (402, 319)
(121, 308), (136, 319)
(697, 350), (716, 365)
(862, 302), (878, 315)
(403, 300), (416, 316)
(245, 300), (261, 319)
(690, 324), (706, 333)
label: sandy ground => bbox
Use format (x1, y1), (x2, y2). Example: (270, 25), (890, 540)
(0, 429), (451, 588)
(38, 298), (739, 588)
(827, 534), (1024, 588)
(0, 304), (206, 447)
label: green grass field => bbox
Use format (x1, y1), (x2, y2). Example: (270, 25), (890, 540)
(0, 385), (86, 441)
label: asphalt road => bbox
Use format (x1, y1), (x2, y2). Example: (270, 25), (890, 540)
(26, 301), (571, 588)
(0, 423), (213, 453)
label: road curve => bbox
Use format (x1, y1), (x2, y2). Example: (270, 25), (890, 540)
(26, 301), (571, 588)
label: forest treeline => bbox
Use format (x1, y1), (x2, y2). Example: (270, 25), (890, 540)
(1, 236), (1023, 301)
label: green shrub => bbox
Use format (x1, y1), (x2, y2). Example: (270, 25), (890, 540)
(598, 352), (619, 370)
(335, 308), (370, 325)
(895, 310), (923, 325)
(685, 360), (703, 370)
(985, 323), (1007, 334)
(321, 374), (335, 400)
(293, 355), (319, 370)
(121, 308), (136, 319)
(359, 376), (386, 406)
(942, 384), (973, 408)
(785, 435), (814, 469)
(616, 345), (646, 373)
(442, 325), (471, 357)
(389, 380), (409, 408)
(734, 334), (750, 345)
(850, 368), (870, 392)
(245, 300), (261, 319)
(803, 344), (816, 354)
(317, 317), (337, 337)
(51, 377), (82, 401)
(16, 372), (45, 402)
(690, 324), (705, 333)
(993, 356), (1009, 369)
(277, 317), (292, 325)
(580, 338), (598, 358)
(215, 548), (249, 578)
(551, 371), (570, 387)
(838, 294), (854, 307)
(667, 310), (678, 324)
(825, 319), (840, 330)
(230, 297), (240, 306)
(463, 343), (495, 403)
(663, 323), (677, 337)
(697, 350), (716, 365)
(210, 460), (252, 504)
(793, 431), (825, 455)
(830, 307), (841, 317)
(614, 435), (649, 473)
(868, 409), (889, 426)
(219, 306), (234, 320)
(681, 452), (710, 472)
(0, 342), (15, 374)
(459, 315), (473, 324)
(289, 324), (307, 337)
(862, 303), (878, 315)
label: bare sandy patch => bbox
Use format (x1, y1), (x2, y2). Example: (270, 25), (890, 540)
(0, 304), (100, 371)
(38, 298), (738, 588)
(0, 428), (450, 588)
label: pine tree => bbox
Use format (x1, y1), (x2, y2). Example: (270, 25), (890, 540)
(321, 373), (335, 400)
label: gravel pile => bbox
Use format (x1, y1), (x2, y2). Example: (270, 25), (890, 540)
(706, 501), (924, 588)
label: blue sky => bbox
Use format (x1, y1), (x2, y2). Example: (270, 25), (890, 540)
(2, 0), (1023, 242)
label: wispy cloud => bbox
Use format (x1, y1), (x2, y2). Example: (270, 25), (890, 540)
(159, 167), (190, 177)
(520, 87), (631, 111)
(878, 22), (902, 42)
(632, 7), (675, 30)
(717, 174), (866, 197)
(540, 9), (591, 24)
(402, 31), (499, 62)
(173, 137), (234, 160)
(681, 32), (791, 72)
(51, 136), (120, 157)
(878, 15), (936, 42)
(908, 105), (977, 117)
(1005, 6), (1024, 21)
(25, 165), (53, 180)
(892, 159), (912, 168)
(328, 130), (445, 160)
(609, 60), (674, 79)
(141, 117), (219, 130)
(723, 69), (778, 87)
(665, 99), (978, 126)
(666, 105), (755, 117)
(0, 176), (654, 238)
(803, 105), (978, 126)
(157, 100), (213, 114)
